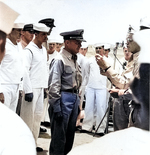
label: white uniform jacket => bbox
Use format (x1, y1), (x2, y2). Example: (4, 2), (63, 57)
(23, 41), (48, 94)
(86, 56), (107, 89)
(0, 39), (22, 85)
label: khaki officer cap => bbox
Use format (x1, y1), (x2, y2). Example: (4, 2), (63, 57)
(0, 1), (19, 34)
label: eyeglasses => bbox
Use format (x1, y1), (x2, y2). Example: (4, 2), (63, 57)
(96, 47), (102, 50)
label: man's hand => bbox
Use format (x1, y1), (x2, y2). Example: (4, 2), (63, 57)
(95, 54), (110, 70)
(25, 93), (33, 102)
(118, 89), (126, 96)
(54, 111), (63, 121)
(109, 88), (119, 98)
(0, 93), (4, 103)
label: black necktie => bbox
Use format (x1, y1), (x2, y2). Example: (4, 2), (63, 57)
(72, 54), (77, 63)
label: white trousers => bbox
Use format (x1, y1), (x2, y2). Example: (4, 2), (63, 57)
(41, 96), (49, 122)
(20, 88), (44, 145)
(2, 84), (19, 112)
(82, 87), (108, 133)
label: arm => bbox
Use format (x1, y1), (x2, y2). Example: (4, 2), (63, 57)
(23, 49), (33, 94)
(95, 54), (133, 89)
(105, 67), (131, 89)
(48, 59), (63, 113)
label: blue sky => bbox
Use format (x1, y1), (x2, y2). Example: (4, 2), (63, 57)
(3, 0), (150, 45)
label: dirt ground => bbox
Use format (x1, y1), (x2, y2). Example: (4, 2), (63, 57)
(37, 125), (113, 155)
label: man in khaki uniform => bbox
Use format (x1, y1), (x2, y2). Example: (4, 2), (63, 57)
(96, 21), (150, 130)
(95, 28), (140, 130)
(48, 29), (85, 155)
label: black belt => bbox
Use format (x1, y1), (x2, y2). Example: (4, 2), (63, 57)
(62, 89), (79, 94)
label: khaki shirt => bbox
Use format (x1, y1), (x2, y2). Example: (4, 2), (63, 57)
(48, 49), (82, 112)
(104, 52), (139, 89)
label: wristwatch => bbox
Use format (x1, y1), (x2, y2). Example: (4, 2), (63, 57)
(103, 66), (111, 72)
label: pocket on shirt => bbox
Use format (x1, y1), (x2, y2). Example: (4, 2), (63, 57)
(65, 66), (73, 74)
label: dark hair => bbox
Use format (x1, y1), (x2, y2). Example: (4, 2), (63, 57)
(0, 30), (7, 53)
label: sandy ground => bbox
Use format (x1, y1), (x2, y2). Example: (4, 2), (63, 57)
(37, 124), (114, 155)
(37, 127), (97, 155)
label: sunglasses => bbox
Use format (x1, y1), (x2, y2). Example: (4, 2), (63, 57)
(104, 49), (109, 51)
(96, 47), (102, 50)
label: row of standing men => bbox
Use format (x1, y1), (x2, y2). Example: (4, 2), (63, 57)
(1, 1), (149, 154)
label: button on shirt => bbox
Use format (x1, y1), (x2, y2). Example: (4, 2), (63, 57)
(48, 49), (82, 112)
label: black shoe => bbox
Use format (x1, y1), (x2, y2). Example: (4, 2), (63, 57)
(36, 147), (43, 152)
(40, 127), (47, 133)
(41, 121), (50, 127)
(80, 129), (92, 133)
(75, 125), (82, 131)
(92, 125), (95, 130)
(95, 132), (105, 136)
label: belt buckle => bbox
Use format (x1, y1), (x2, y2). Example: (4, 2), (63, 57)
(72, 88), (78, 94)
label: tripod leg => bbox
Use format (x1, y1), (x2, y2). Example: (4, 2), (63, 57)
(93, 107), (109, 137)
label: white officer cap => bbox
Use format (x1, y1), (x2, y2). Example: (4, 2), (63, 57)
(140, 16), (150, 28)
(94, 43), (104, 48)
(13, 23), (25, 29)
(104, 44), (111, 50)
(47, 38), (56, 44)
(55, 39), (63, 44)
(81, 42), (88, 48)
(133, 29), (150, 63)
(33, 23), (50, 33)
(0, 1), (19, 34)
